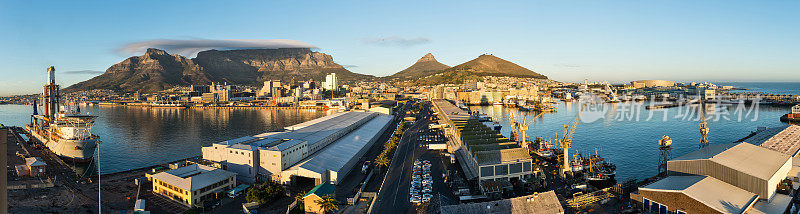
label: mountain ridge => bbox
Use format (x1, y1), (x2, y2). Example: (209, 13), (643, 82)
(65, 48), (374, 93)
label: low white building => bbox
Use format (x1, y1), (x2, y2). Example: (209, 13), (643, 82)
(151, 164), (236, 207)
(202, 111), (384, 184)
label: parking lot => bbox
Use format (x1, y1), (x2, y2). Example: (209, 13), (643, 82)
(373, 102), (459, 214)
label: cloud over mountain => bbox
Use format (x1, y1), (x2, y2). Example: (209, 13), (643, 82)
(118, 39), (318, 57)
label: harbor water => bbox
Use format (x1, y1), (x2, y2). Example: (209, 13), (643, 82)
(0, 104), (332, 174)
(473, 101), (791, 182)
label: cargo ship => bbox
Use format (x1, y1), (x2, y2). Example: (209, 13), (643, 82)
(26, 66), (99, 163)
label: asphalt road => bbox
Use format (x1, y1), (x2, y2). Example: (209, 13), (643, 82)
(374, 102), (439, 214)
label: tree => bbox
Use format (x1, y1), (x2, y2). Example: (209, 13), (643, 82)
(294, 190), (307, 205)
(375, 154), (390, 170)
(315, 194), (338, 214)
(246, 181), (285, 204)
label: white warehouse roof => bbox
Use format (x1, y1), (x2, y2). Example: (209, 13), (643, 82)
(288, 114), (392, 184)
(640, 175), (758, 214)
(670, 142), (791, 180)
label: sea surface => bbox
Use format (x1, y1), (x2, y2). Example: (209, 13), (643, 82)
(0, 105), (332, 174)
(719, 82), (800, 96)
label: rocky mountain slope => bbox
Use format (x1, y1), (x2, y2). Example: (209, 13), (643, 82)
(415, 54), (546, 85)
(66, 48), (374, 93)
(387, 53), (450, 80)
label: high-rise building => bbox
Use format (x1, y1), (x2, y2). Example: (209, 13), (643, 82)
(324, 73), (338, 91)
(293, 87), (304, 98)
(204, 82), (232, 103)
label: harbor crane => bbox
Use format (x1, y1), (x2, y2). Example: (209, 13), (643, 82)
(559, 111), (581, 176)
(699, 95), (710, 149)
(509, 111), (519, 142)
(517, 111), (545, 149)
(604, 82), (620, 103)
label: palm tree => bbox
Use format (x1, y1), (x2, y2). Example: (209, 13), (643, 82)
(375, 154), (390, 171)
(315, 194), (338, 214)
(294, 190), (307, 205)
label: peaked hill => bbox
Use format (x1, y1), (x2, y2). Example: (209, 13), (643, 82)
(415, 54), (546, 85)
(388, 53), (450, 80)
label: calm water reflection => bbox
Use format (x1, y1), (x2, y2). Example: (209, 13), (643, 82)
(0, 104), (331, 174)
(472, 101), (792, 181)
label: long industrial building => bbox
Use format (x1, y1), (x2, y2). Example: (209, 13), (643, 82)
(202, 111), (392, 185)
(431, 99), (535, 195)
(632, 125), (800, 214)
(631, 80), (675, 88)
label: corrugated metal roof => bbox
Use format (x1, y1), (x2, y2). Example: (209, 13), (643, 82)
(640, 176), (758, 214)
(670, 143), (734, 161)
(25, 157), (46, 167)
(433, 100), (471, 121)
(670, 142), (790, 180)
(758, 125), (800, 157)
(741, 125), (789, 146)
(475, 148), (532, 165)
(304, 183), (335, 198)
(215, 111), (376, 152)
(440, 191), (563, 214)
(296, 115), (392, 175)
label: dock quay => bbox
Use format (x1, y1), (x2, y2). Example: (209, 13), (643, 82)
(645, 102), (682, 110)
(4, 125), (210, 213)
(189, 105), (325, 110)
(426, 99), (636, 213)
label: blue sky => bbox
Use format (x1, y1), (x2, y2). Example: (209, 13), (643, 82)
(1, 1), (798, 96)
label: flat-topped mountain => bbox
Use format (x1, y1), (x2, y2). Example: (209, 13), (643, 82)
(415, 54), (547, 85)
(387, 53), (450, 80)
(66, 48), (374, 93)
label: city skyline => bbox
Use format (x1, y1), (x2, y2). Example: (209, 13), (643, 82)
(2, 0), (799, 96)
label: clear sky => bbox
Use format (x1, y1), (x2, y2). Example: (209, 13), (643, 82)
(1, 1), (798, 96)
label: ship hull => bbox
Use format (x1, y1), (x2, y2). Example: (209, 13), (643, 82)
(26, 125), (96, 163)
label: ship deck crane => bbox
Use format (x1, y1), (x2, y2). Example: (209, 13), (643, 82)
(559, 109), (581, 176)
(518, 111), (544, 149)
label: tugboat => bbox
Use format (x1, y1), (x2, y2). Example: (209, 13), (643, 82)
(570, 153), (586, 172)
(584, 150), (616, 188)
(532, 137), (556, 159)
(26, 66), (99, 163)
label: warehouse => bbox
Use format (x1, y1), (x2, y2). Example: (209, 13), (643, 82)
(432, 99), (535, 194)
(633, 176), (758, 214)
(201, 111), (386, 184)
(440, 191), (563, 214)
(631, 142), (795, 213)
(667, 142), (791, 200)
(281, 114), (392, 185)
(631, 80), (675, 88)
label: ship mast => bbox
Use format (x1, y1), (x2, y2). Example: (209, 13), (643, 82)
(42, 66), (60, 122)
